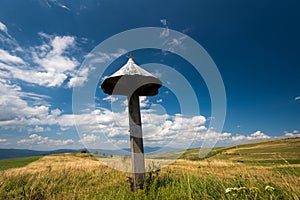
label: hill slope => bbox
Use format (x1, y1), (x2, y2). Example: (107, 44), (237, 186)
(0, 149), (299, 199)
(0, 149), (81, 160)
(179, 137), (300, 164)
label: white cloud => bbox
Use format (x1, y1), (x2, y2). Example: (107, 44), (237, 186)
(58, 105), (207, 149)
(68, 48), (127, 88)
(67, 67), (89, 87)
(249, 130), (270, 139)
(0, 78), (61, 128)
(168, 37), (184, 47)
(0, 49), (25, 64)
(39, 0), (70, 10)
(1, 63), (68, 87)
(159, 19), (169, 38)
(295, 96), (300, 101)
(85, 48), (127, 64)
(0, 138), (7, 142)
(34, 126), (44, 132)
(103, 96), (118, 103)
(232, 134), (246, 141)
(160, 27), (170, 38)
(139, 96), (150, 108)
(0, 32), (80, 88)
(284, 130), (300, 138)
(0, 30), (127, 89)
(0, 22), (8, 33)
(54, 1), (70, 10)
(161, 35), (187, 54)
(32, 35), (78, 72)
(232, 130), (271, 142)
(17, 134), (74, 146)
(160, 19), (167, 26)
(0, 21), (19, 48)
(156, 99), (163, 103)
(78, 133), (99, 144)
(0, 21), (14, 41)
(193, 129), (231, 145)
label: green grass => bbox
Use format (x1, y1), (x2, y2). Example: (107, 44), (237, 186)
(0, 156), (41, 171)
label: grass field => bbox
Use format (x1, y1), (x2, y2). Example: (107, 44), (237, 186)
(180, 137), (300, 164)
(0, 138), (299, 199)
(0, 156), (41, 171)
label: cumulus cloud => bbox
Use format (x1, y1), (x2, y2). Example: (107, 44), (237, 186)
(0, 78), (62, 129)
(0, 28), (90, 145)
(1, 63), (67, 87)
(0, 49), (25, 64)
(103, 96), (118, 103)
(79, 134), (99, 144)
(0, 32), (81, 87)
(58, 105), (207, 149)
(17, 134), (74, 146)
(34, 126), (44, 132)
(0, 138), (7, 142)
(284, 130), (300, 138)
(0, 21), (8, 33)
(33, 34), (77, 71)
(250, 130), (270, 139)
(232, 130), (271, 141)
(67, 67), (89, 87)
(30, 34), (79, 87)
(139, 96), (150, 108)
(231, 135), (246, 141)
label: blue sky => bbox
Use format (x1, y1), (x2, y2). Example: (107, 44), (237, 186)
(0, 0), (299, 151)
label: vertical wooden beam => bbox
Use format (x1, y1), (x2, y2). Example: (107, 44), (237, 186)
(128, 92), (146, 191)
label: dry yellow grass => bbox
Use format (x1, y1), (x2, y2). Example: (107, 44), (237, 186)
(1, 151), (299, 199)
(2, 154), (299, 189)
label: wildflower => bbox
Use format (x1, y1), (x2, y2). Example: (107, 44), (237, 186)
(265, 186), (275, 192)
(225, 188), (233, 193)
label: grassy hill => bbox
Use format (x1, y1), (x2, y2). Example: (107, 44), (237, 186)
(178, 137), (300, 164)
(0, 149), (83, 160)
(0, 156), (42, 171)
(0, 138), (299, 199)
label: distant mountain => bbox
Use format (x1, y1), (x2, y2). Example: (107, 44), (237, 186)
(0, 149), (82, 160)
(0, 146), (182, 160)
(90, 146), (182, 155)
(122, 146), (181, 154)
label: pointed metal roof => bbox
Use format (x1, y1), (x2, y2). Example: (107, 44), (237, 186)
(101, 57), (162, 96)
(110, 57), (154, 77)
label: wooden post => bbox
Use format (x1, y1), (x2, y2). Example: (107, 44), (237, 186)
(128, 92), (146, 191)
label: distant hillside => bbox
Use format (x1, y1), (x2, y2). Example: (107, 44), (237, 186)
(178, 137), (300, 164)
(0, 149), (81, 160)
(0, 146), (180, 160)
(2, 137), (299, 163)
